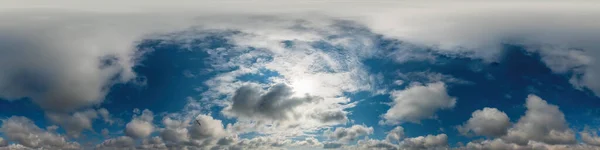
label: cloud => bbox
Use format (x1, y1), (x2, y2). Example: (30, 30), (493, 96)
(385, 126), (405, 143)
(188, 114), (227, 140)
(95, 136), (135, 150)
(323, 142), (343, 149)
(45, 109), (99, 138)
(139, 136), (168, 150)
(397, 71), (472, 85)
(0, 116), (80, 149)
(0, 137), (6, 147)
(125, 109), (155, 139)
(355, 139), (399, 150)
(502, 95), (576, 145)
(97, 108), (115, 125)
(226, 84), (319, 121)
(462, 138), (600, 150)
(326, 125), (374, 143)
(581, 130), (600, 146)
(457, 107), (511, 137)
(223, 83), (352, 135)
(381, 82), (456, 124)
(401, 134), (448, 149)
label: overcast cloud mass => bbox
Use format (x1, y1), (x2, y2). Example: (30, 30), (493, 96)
(1, 0), (600, 149)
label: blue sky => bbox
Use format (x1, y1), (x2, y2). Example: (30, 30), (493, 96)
(1, 1), (600, 150)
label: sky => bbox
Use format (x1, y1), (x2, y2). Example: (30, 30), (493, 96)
(1, 0), (600, 150)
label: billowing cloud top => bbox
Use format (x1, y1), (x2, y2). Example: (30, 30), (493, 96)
(0, 0), (600, 149)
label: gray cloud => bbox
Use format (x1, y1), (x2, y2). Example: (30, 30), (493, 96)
(46, 109), (98, 138)
(95, 136), (135, 150)
(382, 82), (456, 124)
(323, 142), (343, 149)
(401, 134), (448, 149)
(457, 107), (511, 137)
(125, 109), (155, 139)
(0, 116), (80, 149)
(0, 137), (6, 147)
(97, 108), (114, 125)
(326, 125), (374, 143)
(502, 95), (575, 145)
(227, 84), (320, 121)
(310, 110), (348, 124)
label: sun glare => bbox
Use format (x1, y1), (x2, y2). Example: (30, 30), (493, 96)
(290, 78), (315, 96)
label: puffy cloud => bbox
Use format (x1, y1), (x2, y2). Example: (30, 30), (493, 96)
(45, 109), (98, 137)
(502, 95), (576, 145)
(326, 125), (374, 143)
(401, 134), (448, 149)
(581, 130), (600, 146)
(224, 83), (352, 136)
(382, 82), (456, 124)
(385, 126), (405, 142)
(0, 116), (80, 149)
(95, 136), (135, 150)
(189, 114), (227, 140)
(457, 107), (511, 137)
(125, 109), (155, 139)
(226, 84), (319, 121)
(159, 117), (190, 144)
(462, 139), (600, 150)
(355, 139), (399, 150)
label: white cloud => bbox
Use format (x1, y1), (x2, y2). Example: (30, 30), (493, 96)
(385, 126), (405, 143)
(401, 134), (448, 149)
(382, 82), (456, 124)
(581, 130), (600, 146)
(0, 116), (80, 149)
(457, 107), (511, 137)
(125, 109), (155, 139)
(326, 125), (374, 143)
(502, 95), (576, 145)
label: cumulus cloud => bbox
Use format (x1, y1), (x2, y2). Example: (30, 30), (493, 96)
(457, 107), (511, 137)
(462, 138), (600, 150)
(125, 109), (155, 139)
(326, 125), (374, 143)
(0, 116), (80, 149)
(382, 82), (456, 124)
(189, 114), (227, 140)
(581, 130), (600, 146)
(502, 95), (576, 145)
(226, 84), (320, 121)
(223, 83), (352, 135)
(401, 134), (448, 149)
(95, 136), (135, 150)
(385, 126), (405, 143)
(45, 109), (99, 137)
